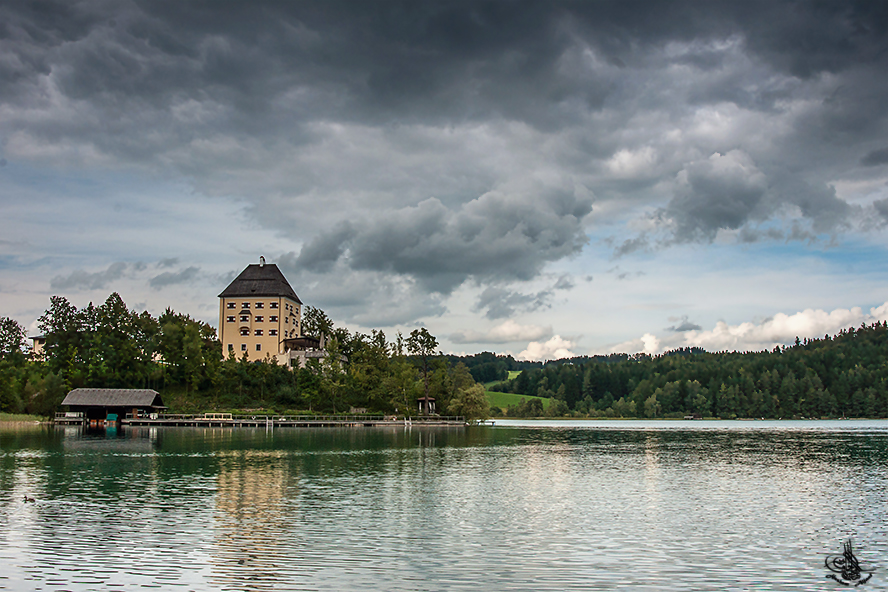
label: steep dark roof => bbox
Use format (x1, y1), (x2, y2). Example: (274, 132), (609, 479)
(62, 389), (166, 408)
(218, 263), (302, 302)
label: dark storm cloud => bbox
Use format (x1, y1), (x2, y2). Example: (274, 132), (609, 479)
(666, 315), (702, 332)
(776, 176), (853, 234)
(50, 261), (128, 290)
(296, 222), (354, 274)
(3, 1), (885, 139)
(295, 188), (592, 295)
(473, 287), (552, 321)
(659, 150), (770, 243)
(613, 236), (650, 258)
(873, 199), (888, 224)
(606, 266), (645, 281)
(737, 226), (785, 243)
(277, 252), (448, 326)
(156, 257), (179, 268)
(861, 147), (888, 167)
(4, 0), (888, 328)
(645, 152), (857, 247)
(553, 274), (575, 291)
(148, 266), (200, 289)
(472, 275), (576, 320)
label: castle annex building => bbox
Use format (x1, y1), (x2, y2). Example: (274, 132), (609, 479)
(218, 259), (303, 362)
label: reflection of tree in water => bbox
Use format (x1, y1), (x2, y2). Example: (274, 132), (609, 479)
(210, 449), (296, 590)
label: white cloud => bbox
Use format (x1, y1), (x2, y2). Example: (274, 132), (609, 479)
(450, 320), (553, 344)
(606, 146), (657, 178)
(682, 305), (871, 352)
(518, 335), (576, 361)
(597, 301), (888, 356)
(601, 332), (663, 357)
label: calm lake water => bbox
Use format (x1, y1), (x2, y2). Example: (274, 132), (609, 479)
(1, 420), (886, 591)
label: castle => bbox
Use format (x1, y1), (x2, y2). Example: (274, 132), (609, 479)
(218, 257), (327, 367)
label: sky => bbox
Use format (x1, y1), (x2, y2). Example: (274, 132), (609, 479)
(2, 0), (888, 360)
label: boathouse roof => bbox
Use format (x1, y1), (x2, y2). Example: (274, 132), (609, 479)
(62, 389), (166, 408)
(218, 263), (302, 302)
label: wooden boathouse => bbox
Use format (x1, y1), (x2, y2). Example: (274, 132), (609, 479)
(56, 388), (167, 426)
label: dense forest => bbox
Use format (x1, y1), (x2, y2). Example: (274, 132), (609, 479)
(442, 352), (541, 384)
(4, 292), (888, 420)
(0, 293), (488, 419)
(489, 326), (888, 418)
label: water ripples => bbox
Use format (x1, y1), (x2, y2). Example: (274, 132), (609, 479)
(1, 423), (886, 590)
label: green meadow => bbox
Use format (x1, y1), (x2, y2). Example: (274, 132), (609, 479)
(486, 390), (551, 411)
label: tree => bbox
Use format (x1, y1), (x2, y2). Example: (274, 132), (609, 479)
(447, 383), (490, 422)
(94, 293), (147, 387)
(546, 398), (569, 417)
(644, 392), (661, 418)
(0, 317), (27, 360)
(37, 295), (83, 384)
(382, 334), (419, 416)
(407, 327), (438, 402)
(346, 330), (392, 412)
(318, 339), (346, 413)
(302, 306), (334, 340)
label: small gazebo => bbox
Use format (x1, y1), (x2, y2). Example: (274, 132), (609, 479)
(417, 396), (436, 415)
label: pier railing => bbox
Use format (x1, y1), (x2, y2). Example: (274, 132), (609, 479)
(121, 413), (465, 423)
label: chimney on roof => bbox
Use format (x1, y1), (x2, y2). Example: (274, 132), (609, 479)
(259, 256), (266, 267)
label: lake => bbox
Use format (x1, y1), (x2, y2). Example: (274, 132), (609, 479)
(1, 420), (886, 591)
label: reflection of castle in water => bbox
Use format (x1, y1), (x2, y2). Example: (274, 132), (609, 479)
(210, 448), (295, 590)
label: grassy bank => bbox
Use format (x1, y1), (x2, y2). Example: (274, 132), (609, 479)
(486, 391), (551, 412)
(0, 413), (46, 422)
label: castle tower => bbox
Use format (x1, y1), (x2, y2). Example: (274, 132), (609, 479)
(218, 258), (302, 361)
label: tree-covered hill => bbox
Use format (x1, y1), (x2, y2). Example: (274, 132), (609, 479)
(490, 324), (888, 418)
(440, 351), (541, 383)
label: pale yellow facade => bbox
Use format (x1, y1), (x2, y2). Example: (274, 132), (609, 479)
(30, 336), (46, 360)
(218, 295), (302, 362)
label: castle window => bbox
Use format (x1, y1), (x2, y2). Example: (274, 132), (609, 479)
(285, 317), (289, 324)
(242, 302), (250, 309)
(227, 302), (236, 309)
(255, 329), (263, 336)
(270, 315), (278, 322)
(226, 316), (235, 322)
(256, 344), (262, 351)
(241, 344), (247, 351)
(270, 329), (277, 336)
(228, 344), (233, 350)
(255, 316), (263, 322)
(255, 302), (264, 309)
(240, 328), (249, 336)
(270, 302), (278, 309)
(240, 315), (249, 322)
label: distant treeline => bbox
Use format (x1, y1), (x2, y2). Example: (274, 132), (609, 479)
(0, 293), (488, 419)
(446, 349), (709, 386)
(440, 352), (541, 383)
(487, 325), (888, 418)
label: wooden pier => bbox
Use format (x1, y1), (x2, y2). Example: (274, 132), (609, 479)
(55, 412), (466, 428)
